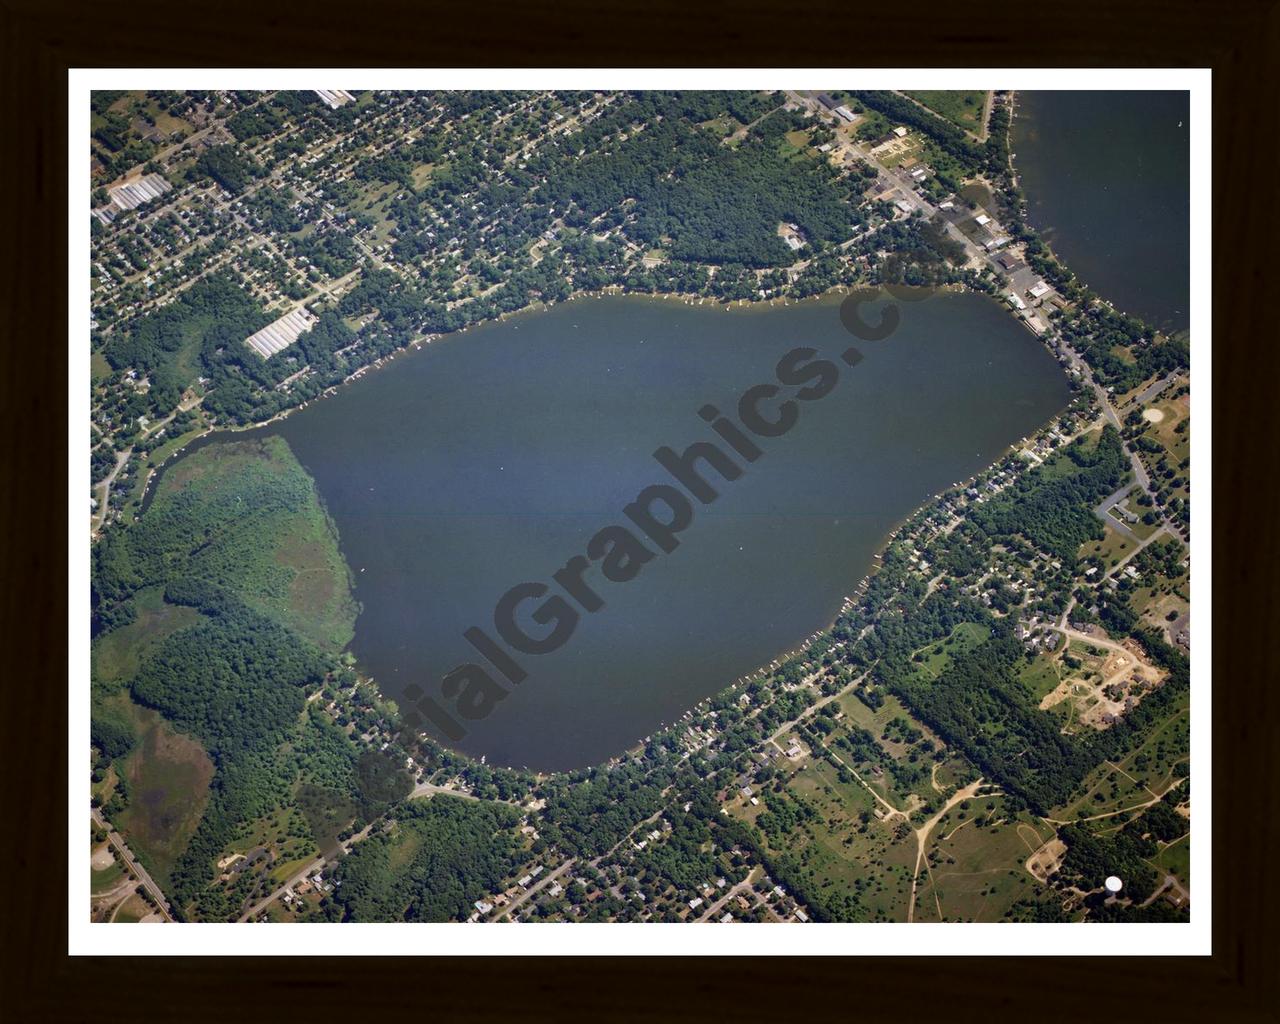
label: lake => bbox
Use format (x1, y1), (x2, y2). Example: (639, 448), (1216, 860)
(210, 292), (1069, 771)
(1012, 91), (1191, 332)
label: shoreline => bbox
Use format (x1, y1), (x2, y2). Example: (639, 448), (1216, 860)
(128, 279), (981, 514)
(119, 281), (1080, 778)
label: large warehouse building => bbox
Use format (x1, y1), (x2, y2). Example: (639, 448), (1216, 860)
(244, 307), (319, 359)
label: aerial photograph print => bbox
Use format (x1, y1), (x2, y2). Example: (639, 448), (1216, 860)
(79, 75), (1202, 949)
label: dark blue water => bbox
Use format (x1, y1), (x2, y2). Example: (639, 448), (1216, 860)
(264, 292), (1071, 770)
(1013, 91), (1190, 331)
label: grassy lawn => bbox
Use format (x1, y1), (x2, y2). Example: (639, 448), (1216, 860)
(92, 350), (114, 383)
(827, 688), (963, 817)
(112, 892), (154, 923)
(91, 857), (125, 895)
(909, 621), (990, 681)
(410, 163), (436, 190)
(1149, 396), (1191, 459)
(1018, 653), (1063, 702)
(698, 115), (737, 138)
(1080, 523), (1136, 567)
(213, 804), (320, 899)
(957, 181), (998, 214)
(352, 181), (399, 244)
(1115, 693), (1190, 795)
(1151, 832), (1190, 887)
(296, 780), (359, 856)
(1051, 691), (1189, 824)
(1054, 762), (1153, 823)
(780, 129), (813, 160)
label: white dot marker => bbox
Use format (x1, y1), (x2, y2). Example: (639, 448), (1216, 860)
(1104, 875), (1123, 894)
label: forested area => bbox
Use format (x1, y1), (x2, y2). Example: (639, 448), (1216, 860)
(969, 427), (1129, 563)
(102, 275), (269, 423)
(1058, 818), (1161, 904)
(131, 581), (327, 758)
(633, 812), (728, 895)
(882, 626), (1097, 813)
(91, 439), (367, 917)
(193, 144), (261, 195)
(324, 798), (523, 921)
(1055, 303), (1190, 393)
(538, 761), (672, 858)
(538, 102), (861, 267)
(134, 581), (330, 916)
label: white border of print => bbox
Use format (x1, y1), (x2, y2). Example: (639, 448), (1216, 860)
(69, 67), (1211, 956)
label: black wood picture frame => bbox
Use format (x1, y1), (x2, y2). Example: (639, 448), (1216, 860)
(3, 0), (1274, 1018)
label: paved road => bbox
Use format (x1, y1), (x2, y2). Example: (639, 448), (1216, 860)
(790, 92), (1006, 276)
(91, 807), (173, 921)
(91, 449), (132, 535)
(1105, 525), (1171, 579)
(490, 859), (576, 921)
(695, 867), (762, 922)
(238, 822), (374, 922)
(1126, 372), (1178, 410)
(1095, 482), (1142, 542)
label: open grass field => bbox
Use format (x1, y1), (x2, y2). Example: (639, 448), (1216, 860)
(779, 129), (817, 162)
(208, 803), (320, 899)
(1019, 652), (1064, 702)
(296, 782), (359, 855)
(957, 181), (999, 215)
(827, 688), (967, 816)
(411, 162), (437, 189)
(698, 115), (737, 138)
(114, 699), (215, 887)
(91, 350), (114, 383)
(351, 181), (399, 244)
(1131, 570), (1190, 639)
(93, 585), (202, 686)
(1152, 832), (1190, 886)
(1038, 427), (1103, 481)
(913, 797), (1054, 922)
(1113, 692), (1191, 795)
(730, 753), (918, 921)
(903, 91), (987, 132)
(1051, 690), (1188, 824)
(1080, 522), (1136, 567)
(909, 621), (990, 681)
(111, 892), (158, 923)
(1150, 398), (1191, 461)
(1053, 762), (1154, 823)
